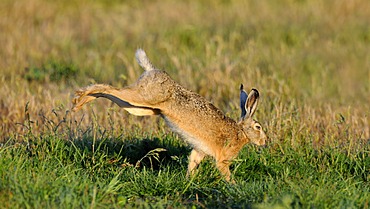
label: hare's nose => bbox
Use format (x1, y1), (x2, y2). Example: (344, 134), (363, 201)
(259, 138), (267, 147)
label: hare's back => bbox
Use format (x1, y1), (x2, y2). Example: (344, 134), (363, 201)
(134, 70), (177, 104)
(161, 89), (239, 154)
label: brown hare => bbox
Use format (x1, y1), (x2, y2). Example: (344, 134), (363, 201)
(72, 49), (267, 182)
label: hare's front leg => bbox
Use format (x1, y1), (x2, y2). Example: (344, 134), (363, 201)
(216, 159), (232, 182)
(186, 149), (205, 177)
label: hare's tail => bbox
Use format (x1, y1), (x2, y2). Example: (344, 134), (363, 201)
(135, 49), (155, 71)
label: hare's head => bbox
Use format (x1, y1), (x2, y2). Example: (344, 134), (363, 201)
(238, 85), (267, 146)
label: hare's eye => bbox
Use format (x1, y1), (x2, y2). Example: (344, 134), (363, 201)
(254, 124), (261, 130)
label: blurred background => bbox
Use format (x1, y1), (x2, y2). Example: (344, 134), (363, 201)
(0, 0), (369, 148)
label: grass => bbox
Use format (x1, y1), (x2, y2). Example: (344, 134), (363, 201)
(0, 0), (369, 208)
(1, 129), (368, 208)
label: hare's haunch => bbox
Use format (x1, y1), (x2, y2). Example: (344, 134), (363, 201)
(72, 49), (267, 182)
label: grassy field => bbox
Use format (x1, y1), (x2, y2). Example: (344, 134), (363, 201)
(0, 0), (369, 208)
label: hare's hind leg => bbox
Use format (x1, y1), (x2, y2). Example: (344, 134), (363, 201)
(186, 149), (205, 177)
(72, 84), (160, 115)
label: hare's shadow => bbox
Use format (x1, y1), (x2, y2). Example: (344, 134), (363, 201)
(69, 135), (191, 170)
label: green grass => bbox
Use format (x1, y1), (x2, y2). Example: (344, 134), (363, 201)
(1, 130), (368, 208)
(0, 0), (369, 208)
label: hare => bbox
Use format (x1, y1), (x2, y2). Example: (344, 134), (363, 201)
(72, 49), (267, 181)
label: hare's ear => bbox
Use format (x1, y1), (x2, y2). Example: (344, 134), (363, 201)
(240, 84), (248, 119)
(245, 88), (259, 118)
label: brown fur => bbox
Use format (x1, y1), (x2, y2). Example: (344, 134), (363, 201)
(72, 49), (267, 182)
